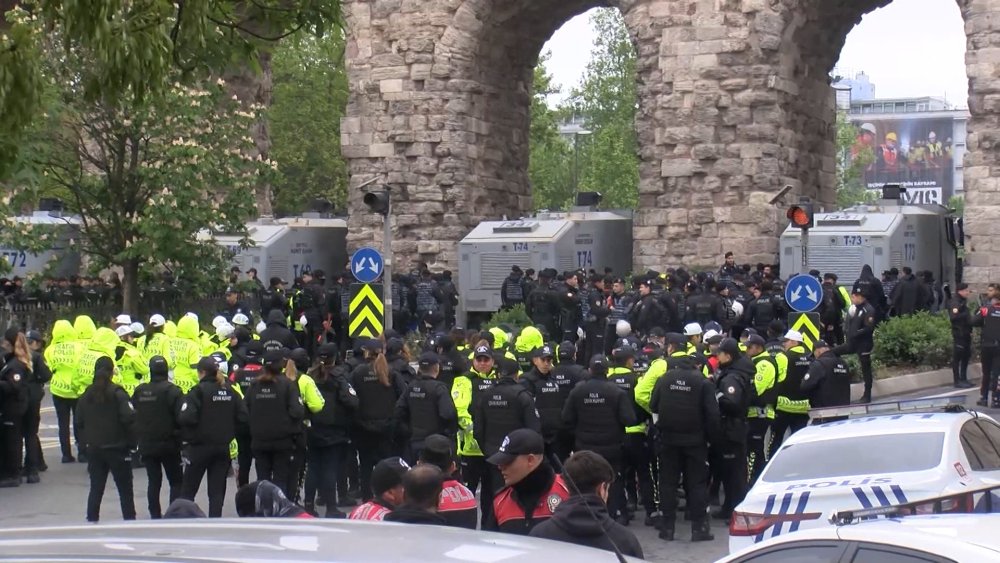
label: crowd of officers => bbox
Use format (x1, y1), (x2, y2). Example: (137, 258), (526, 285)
(0, 258), (862, 548)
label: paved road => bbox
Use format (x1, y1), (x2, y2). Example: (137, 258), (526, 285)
(8, 380), (987, 562)
(1, 402), (730, 562)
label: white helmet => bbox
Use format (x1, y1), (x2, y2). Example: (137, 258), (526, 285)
(216, 324), (235, 339)
(730, 301), (744, 318)
(684, 322), (703, 336)
(232, 313), (250, 326)
(255, 321), (267, 334)
(149, 314), (166, 327)
(616, 320), (632, 338)
(211, 315), (227, 329)
(129, 322), (145, 336)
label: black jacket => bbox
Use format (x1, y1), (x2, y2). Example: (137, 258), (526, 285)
(132, 376), (183, 456)
(351, 362), (408, 435)
(307, 364), (359, 447)
(630, 292), (664, 334)
(78, 383), (135, 450)
(0, 355), (29, 420)
(520, 367), (577, 441)
(246, 375), (304, 449)
(716, 356), (753, 443)
(891, 274), (928, 316)
(259, 310), (299, 353)
(801, 351), (851, 409)
(25, 352), (51, 403)
(650, 355), (722, 446)
(383, 505), (448, 526)
(179, 378), (248, 447)
(529, 494), (644, 559)
(845, 301), (877, 353)
(563, 377), (635, 461)
(949, 296), (973, 340)
(474, 376), (540, 457)
(395, 374), (457, 444)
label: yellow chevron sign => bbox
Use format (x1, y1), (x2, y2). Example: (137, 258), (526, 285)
(789, 312), (821, 351)
(349, 283), (384, 338)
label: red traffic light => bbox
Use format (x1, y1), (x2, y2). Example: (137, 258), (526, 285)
(787, 205), (813, 229)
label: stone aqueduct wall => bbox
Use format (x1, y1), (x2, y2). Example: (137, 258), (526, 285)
(341, 0), (1000, 285)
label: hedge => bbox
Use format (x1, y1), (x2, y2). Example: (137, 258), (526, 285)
(873, 310), (953, 370)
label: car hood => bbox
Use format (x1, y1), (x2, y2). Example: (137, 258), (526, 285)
(0, 519), (644, 562)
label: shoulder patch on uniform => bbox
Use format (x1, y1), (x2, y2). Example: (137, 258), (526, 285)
(12, 373), (20, 382)
(181, 402), (188, 411)
(547, 493), (562, 512)
(727, 386), (735, 394)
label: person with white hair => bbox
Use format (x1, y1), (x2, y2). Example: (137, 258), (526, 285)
(604, 277), (633, 355)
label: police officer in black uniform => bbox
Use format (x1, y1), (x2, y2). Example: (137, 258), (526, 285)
(395, 351), (458, 462)
(527, 270), (559, 339)
(500, 266), (527, 311)
(132, 356), (183, 518)
(650, 333), (721, 542)
(608, 340), (652, 524)
(801, 340), (852, 413)
(833, 287), (877, 403)
(552, 342), (585, 461)
(474, 358), (540, 494)
(712, 338), (752, 521)
(949, 283), (976, 389)
(519, 344), (569, 467)
(246, 350), (304, 497)
(179, 357), (248, 517)
(260, 277), (289, 321)
(562, 354), (636, 523)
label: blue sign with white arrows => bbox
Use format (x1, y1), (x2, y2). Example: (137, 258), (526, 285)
(351, 247), (384, 284)
(785, 274), (823, 313)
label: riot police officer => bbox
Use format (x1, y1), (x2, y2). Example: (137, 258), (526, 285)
(395, 352), (458, 462)
(801, 340), (852, 412)
(519, 344), (570, 466)
(650, 333), (721, 542)
(608, 341), (652, 524)
(500, 266), (527, 310)
(132, 356), (183, 518)
(473, 358), (540, 492)
(712, 338), (752, 520)
(562, 354), (636, 523)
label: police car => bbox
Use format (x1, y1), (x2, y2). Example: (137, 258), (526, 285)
(719, 483), (1000, 562)
(728, 396), (1000, 554)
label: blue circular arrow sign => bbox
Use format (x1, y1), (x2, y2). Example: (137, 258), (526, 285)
(351, 247), (384, 284)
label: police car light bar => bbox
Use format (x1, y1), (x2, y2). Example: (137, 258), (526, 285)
(831, 482), (1000, 525)
(809, 395), (967, 420)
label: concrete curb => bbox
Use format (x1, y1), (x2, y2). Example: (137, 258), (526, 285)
(850, 364), (982, 401)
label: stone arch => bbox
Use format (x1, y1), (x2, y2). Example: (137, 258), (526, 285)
(341, 0), (1000, 281)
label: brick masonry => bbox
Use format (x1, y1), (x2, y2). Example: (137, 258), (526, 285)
(341, 0), (998, 284)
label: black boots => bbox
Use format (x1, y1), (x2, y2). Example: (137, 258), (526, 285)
(691, 520), (714, 542)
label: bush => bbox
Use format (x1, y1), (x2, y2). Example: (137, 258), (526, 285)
(487, 304), (532, 333)
(873, 311), (953, 369)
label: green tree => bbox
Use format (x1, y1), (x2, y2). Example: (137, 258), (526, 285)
(0, 21), (272, 314)
(529, 51), (573, 211)
(570, 8), (639, 209)
(0, 0), (340, 179)
(836, 111), (877, 208)
(269, 30), (349, 216)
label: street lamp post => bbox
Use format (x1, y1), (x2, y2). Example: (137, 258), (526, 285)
(570, 127), (592, 203)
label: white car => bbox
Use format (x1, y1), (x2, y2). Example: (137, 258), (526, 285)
(719, 514), (1000, 562)
(729, 396), (1000, 554)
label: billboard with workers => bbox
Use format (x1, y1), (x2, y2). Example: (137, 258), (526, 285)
(850, 117), (955, 204)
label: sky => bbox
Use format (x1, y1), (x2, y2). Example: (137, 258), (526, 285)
(543, 0), (969, 108)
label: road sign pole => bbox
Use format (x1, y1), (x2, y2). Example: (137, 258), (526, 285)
(382, 189), (393, 333)
(801, 227), (809, 275)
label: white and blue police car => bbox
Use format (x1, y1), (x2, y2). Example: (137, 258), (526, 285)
(728, 396), (1000, 554)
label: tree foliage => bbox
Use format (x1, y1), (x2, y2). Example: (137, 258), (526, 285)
(0, 0), (341, 179)
(836, 111), (877, 208)
(528, 51), (573, 211)
(0, 15), (273, 313)
(570, 8), (639, 209)
(269, 30), (349, 216)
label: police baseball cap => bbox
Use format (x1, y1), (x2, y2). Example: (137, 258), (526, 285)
(487, 428), (546, 466)
(532, 344), (554, 359)
(589, 354), (609, 372)
(317, 343), (338, 359)
(745, 334), (766, 348)
(370, 457), (410, 496)
(649, 326), (666, 338)
(474, 345), (492, 359)
(612, 340), (635, 358)
(718, 337), (741, 356)
(740, 328), (758, 339)
(703, 330), (723, 344)
(683, 322), (703, 336)
(666, 333), (688, 347)
(25, 330), (43, 344)
(196, 356), (219, 374)
(497, 358), (519, 378)
(957, 282), (970, 291)
(814, 339), (831, 351)
(558, 341), (576, 358)
(244, 340), (264, 359)
(419, 434), (455, 470)
(418, 351), (440, 368)
(783, 329), (804, 343)
(149, 356), (169, 378)
(149, 314), (166, 327)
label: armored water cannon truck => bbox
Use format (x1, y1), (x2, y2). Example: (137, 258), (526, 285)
(458, 207), (633, 326)
(779, 189), (959, 288)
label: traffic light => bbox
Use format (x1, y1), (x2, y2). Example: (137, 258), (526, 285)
(786, 202), (814, 229)
(363, 190), (389, 215)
